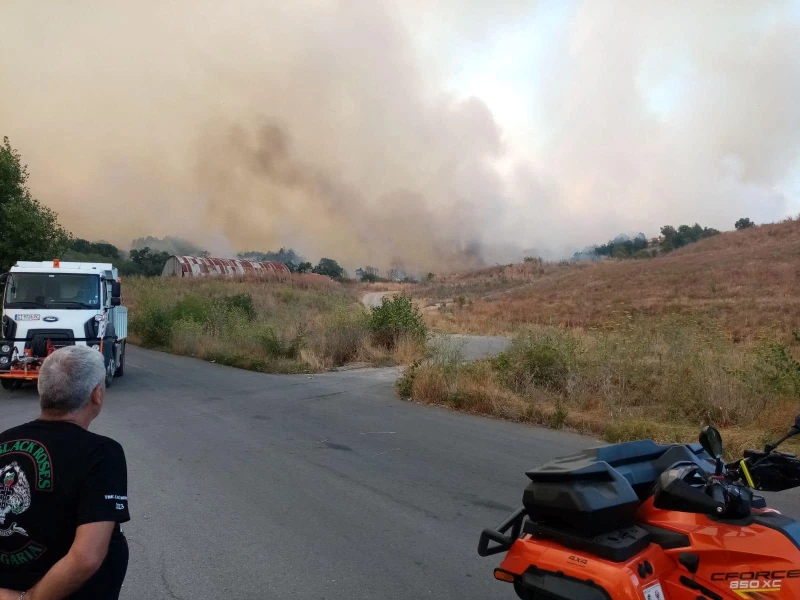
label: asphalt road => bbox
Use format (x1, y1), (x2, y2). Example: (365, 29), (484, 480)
(429, 333), (511, 361)
(1, 346), (798, 600)
(362, 291), (511, 361)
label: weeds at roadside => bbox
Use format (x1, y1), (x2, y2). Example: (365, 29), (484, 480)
(398, 315), (800, 456)
(127, 277), (428, 373)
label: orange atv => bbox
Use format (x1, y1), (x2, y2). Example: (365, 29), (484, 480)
(478, 415), (800, 599)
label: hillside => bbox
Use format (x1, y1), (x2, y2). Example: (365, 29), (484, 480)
(396, 218), (800, 454)
(417, 218), (800, 343)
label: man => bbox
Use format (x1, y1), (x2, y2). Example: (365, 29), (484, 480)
(0, 345), (129, 600)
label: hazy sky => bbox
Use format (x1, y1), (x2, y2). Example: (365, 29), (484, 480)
(1, 0), (798, 269)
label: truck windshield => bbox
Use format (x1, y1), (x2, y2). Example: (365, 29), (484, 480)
(3, 273), (101, 309)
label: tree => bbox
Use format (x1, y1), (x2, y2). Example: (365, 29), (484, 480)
(131, 236), (206, 256)
(238, 247), (303, 264)
(128, 247), (170, 277)
(660, 223), (719, 253)
(292, 261), (312, 274)
(0, 137), (71, 271)
(735, 217), (755, 230)
(65, 238), (121, 261)
(356, 266), (381, 282)
(313, 258), (344, 279)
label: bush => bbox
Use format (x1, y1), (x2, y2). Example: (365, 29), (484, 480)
(369, 295), (427, 350)
(137, 305), (174, 347)
(395, 362), (419, 397)
(222, 293), (256, 320)
(172, 296), (213, 323)
(258, 326), (304, 359)
(753, 342), (800, 398)
(317, 309), (370, 365)
(493, 329), (580, 393)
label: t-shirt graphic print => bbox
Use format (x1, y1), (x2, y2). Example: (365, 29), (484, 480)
(0, 439), (52, 568)
(0, 421), (130, 596)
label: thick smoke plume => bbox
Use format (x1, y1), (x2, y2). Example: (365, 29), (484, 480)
(1, 0), (798, 270)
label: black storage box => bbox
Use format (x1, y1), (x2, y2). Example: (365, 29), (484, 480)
(523, 457), (640, 536)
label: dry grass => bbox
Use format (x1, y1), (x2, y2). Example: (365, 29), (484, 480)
(416, 219), (800, 345)
(401, 221), (800, 448)
(398, 317), (800, 458)
(124, 275), (425, 373)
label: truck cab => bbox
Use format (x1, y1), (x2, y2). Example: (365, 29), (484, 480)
(0, 260), (128, 390)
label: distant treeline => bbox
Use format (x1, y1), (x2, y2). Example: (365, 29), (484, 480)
(62, 236), (353, 279)
(63, 240), (173, 277)
(574, 219), (754, 261)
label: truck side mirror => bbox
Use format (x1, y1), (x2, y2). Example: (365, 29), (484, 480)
(111, 281), (121, 298)
(0, 273), (7, 286)
(110, 296), (121, 307)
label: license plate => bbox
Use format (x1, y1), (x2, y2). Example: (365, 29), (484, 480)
(14, 314), (40, 321)
(643, 582), (664, 600)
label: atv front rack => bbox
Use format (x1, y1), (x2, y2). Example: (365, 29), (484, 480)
(477, 507), (526, 557)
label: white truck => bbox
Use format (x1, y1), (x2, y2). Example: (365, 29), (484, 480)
(0, 260), (128, 391)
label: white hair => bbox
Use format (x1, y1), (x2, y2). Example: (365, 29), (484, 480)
(38, 345), (106, 413)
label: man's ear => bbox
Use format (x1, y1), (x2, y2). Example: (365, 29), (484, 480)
(90, 384), (104, 410)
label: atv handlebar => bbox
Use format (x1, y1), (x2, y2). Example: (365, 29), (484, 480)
(707, 480), (727, 507)
(726, 449), (800, 493)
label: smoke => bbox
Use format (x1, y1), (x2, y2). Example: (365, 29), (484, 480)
(1, 0), (798, 270)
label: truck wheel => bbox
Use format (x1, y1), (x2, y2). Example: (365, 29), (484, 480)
(105, 355), (115, 388)
(115, 342), (125, 377)
(1, 379), (13, 391)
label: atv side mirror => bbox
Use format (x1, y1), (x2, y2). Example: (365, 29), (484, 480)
(700, 426), (723, 459)
(700, 426), (725, 474)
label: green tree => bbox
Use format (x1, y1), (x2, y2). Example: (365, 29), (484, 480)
(0, 137), (71, 271)
(735, 217), (755, 230)
(660, 223), (719, 253)
(313, 258), (344, 279)
(65, 238), (121, 261)
(129, 247), (170, 277)
(292, 261), (313, 274)
(238, 247), (303, 264)
(131, 236), (205, 256)
(369, 295), (427, 349)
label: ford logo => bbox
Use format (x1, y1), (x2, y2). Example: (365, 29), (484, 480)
(43, 316), (59, 323)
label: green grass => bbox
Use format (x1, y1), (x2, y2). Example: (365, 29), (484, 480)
(125, 276), (427, 373)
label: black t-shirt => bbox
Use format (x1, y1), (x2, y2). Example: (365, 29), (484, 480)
(0, 420), (130, 599)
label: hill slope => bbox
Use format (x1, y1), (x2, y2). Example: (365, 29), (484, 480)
(420, 218), (800, 343)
